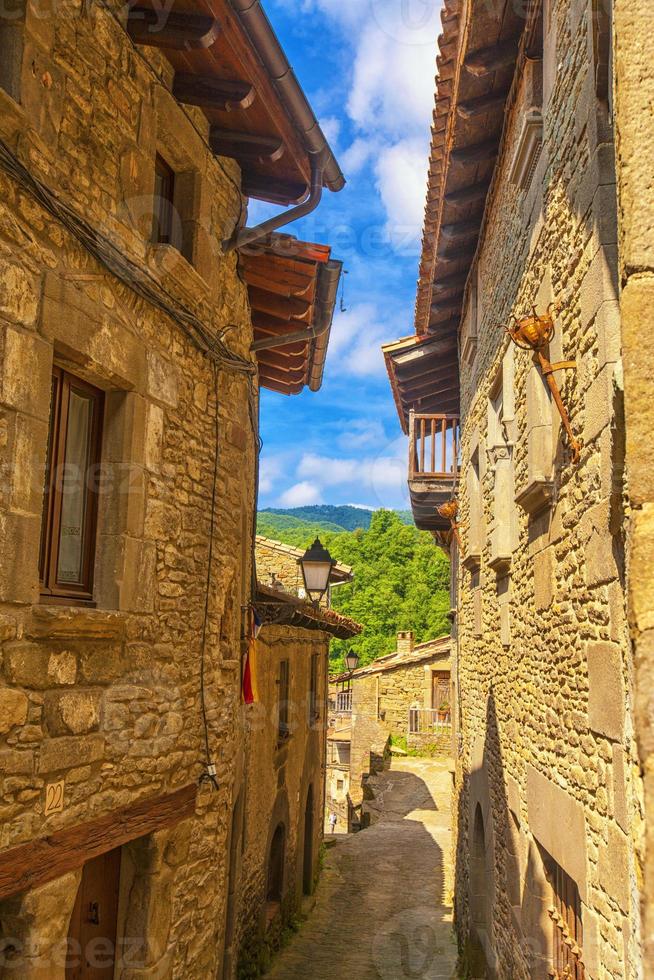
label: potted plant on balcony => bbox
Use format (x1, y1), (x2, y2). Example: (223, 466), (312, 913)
(437, 702), (450, 723)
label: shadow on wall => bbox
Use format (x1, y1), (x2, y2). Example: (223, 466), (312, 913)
(455, 687), (552, 979)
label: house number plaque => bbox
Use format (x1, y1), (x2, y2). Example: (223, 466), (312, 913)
(45, 780), (65, 816)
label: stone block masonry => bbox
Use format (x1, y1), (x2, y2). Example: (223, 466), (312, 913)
(0, 2), (276, 977)
(450, 0), (644, 977)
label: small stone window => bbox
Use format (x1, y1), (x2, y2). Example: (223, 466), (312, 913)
(277, 659), (290, 741)
(309, 652), (319, 724)
(0, 0), (24, 101)
(465, 442), (484, 570)
(592, 0), (612, 106)
(152, 153), (176, 246)
(510, 30), (544, 195)
(487, 351), (517, 574)
(40, 367), (104, 605)
(461, 268), (479, 370)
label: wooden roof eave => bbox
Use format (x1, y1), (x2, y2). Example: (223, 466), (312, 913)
(131, 0), (344, 204)
(413, 0), (536, 344)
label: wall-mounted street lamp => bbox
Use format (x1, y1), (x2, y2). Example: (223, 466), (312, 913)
(506, 305), (581, 464)
(298, 538), (336, 606)
(344, 649), (360, 674)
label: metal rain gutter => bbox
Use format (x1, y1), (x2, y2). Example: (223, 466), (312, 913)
(228, 0), (345, 194)
(224, 156), (324, 252)
(251, 258), (342, 392)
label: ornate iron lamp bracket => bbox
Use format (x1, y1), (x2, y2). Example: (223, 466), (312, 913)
(437, 497), (463, 551)
(506, 305), (582, 465)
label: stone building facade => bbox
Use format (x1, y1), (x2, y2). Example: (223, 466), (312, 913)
(326, 632), (451, 831)
(384, 0), (651, 977)
(0, 1), (352, 977)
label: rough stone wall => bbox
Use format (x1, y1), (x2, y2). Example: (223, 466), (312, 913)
(613, 1), (654, 972)
(0, 4), (258, 977)
(375, 655), (451, 738)
(255, 539), (304, 596)
(454, 0), (641, 977)
(349, 675), (389, 809)
(234, 625), (329, 964)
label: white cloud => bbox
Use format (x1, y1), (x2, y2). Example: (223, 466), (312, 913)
(347, 21), (436, 139)
(259, 455), (283, 495)
(340, 137), (377, 176)
(320, 115), (342, 149)
(375, 136), (430, 247)
(337, 418), (386, 450)
(296, 442), (410, 509)
(327, 302), (393, 378)
(278, 480), (323, 507)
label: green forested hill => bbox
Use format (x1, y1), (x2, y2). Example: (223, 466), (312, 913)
(256, 509), (451, 673)
(258, 504), (413, 534)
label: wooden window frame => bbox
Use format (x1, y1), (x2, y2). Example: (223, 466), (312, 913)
(152, 153), (176, 246)
(545, 853), (585, 980)
(0, 1), (25, 102)
(309, 652), (320, 723)
(40, 366), (104, 606)
(278, 659), (290, 741)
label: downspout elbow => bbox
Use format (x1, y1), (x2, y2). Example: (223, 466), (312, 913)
(223, 159), (324, 253)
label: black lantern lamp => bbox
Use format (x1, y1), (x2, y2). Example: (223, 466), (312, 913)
(298, 538), (336, 605)
(344, 649), (360, 674)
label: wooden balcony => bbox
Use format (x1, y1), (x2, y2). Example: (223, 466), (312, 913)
(408, 411), (460, 532)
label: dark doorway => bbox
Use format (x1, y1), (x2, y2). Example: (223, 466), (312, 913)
(302, 786), (314, 896)
(221, 792), (244, 980)
(469, 804), (490, 976)
(267, 823), (286, 904)
(67, 847), (122, 979)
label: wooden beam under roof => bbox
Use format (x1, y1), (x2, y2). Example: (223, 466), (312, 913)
(172, 73), (255, 111)
(210, 129), (285, 164)
(450, 138), (499, 165)
(396, 355), (459, 386)
(430, 303), (463, 324)
(457, 89), (510, 119)
(241, 264), (315, 300)
(256, 348), (308, 371)
(0, 786), (196, 901)
(241, 175), (309, 206)
(432, 271), (469, 293)
(127, 9), (220, 49)
(401, 380), (460, 404)
(444, 182), (491, 207)
(249, 288), (311, 322)
(464, 37), (521, 77)
(440, 218), (482, 240)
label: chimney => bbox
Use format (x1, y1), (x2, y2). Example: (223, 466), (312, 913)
(397, 631), (414, 655)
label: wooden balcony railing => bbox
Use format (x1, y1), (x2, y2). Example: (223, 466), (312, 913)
(409, 411), (460, 479)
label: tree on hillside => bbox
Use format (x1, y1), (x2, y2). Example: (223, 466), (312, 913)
(257, 509), (451, 673)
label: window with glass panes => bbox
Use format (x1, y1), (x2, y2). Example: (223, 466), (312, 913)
(40, 368), (104, 603)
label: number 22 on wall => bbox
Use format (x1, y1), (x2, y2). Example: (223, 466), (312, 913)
(45, 780), (65, 816)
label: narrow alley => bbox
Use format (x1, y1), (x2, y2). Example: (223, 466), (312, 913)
(267, 758), (459, 980)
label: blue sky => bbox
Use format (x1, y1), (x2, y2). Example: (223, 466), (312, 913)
(254, 1), (442, 511)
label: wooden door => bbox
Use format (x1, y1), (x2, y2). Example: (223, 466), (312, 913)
(67, 847), (122, 979)
(431, 671), (450, 711)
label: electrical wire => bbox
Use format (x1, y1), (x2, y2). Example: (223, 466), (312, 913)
(198, 362), (222, 791)
(0, 137), (255, 377)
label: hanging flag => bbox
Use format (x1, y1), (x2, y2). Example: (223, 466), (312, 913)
(242, 608), (262, 704)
